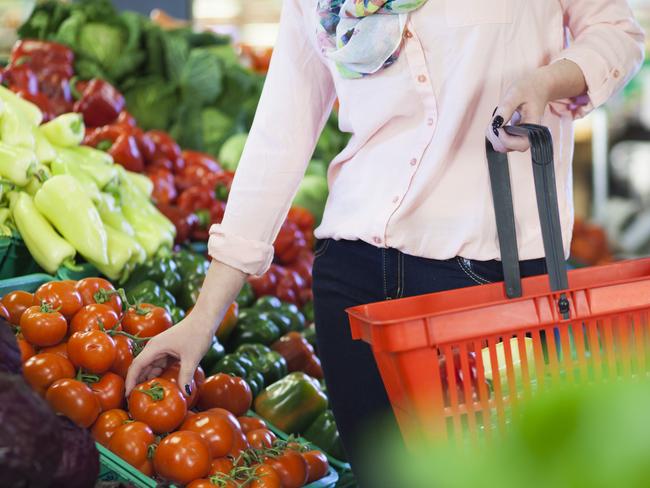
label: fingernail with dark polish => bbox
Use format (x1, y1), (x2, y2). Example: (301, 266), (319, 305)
(185, 384), (192, 396)
(492, 115), (504, 130)
(493, 127), (499, 137)
(492, 106), (498, 116)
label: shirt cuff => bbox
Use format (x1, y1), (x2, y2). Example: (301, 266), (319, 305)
(208, 224), (275, 276)
(550, 46), (616, 119)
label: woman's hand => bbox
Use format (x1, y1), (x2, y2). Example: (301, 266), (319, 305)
(124, 260), (247, 396)
(487, 59), (587, 153)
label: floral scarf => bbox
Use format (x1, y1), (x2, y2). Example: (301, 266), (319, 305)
(317, 0), (428, 79)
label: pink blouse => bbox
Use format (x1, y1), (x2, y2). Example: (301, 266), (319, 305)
(209, 0), (645, 276)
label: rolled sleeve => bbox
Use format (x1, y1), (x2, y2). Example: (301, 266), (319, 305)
(550, 0), (645, 118)
(207, 0), (336, 275)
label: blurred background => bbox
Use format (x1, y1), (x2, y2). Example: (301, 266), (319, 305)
(4, 0), (650, 266)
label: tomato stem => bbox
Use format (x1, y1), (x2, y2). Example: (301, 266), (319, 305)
(138, 382), (165, 401)
(39, 300), (61, 313)
(147, 443), (157, 459)
(76, 369), (100, 384)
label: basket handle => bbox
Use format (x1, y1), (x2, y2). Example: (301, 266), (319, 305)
(486, 124), (570, 319)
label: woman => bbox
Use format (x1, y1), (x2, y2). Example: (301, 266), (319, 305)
(127, 0), (644, 482)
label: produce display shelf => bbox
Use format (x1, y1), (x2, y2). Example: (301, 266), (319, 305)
(0, 272), (53, 295)
(55, 262), (99, 281)
(0, 235), (44, 280)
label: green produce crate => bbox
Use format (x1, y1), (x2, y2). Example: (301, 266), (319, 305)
(189, 241), (208, 255)
(55, 262), (99, 281)
(0, 235), (44, 280)
(0, 272), (53, 296)
(98, 442), (339, 488)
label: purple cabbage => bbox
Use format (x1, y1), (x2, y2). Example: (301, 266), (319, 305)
(0, 318), (21, 374)
(50, 416), (99, 488)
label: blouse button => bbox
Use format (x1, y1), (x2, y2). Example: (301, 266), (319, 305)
(613, 69), (620, 78)
(392, 196), (400, 204)
(410, 158), (417, 166)
(417, 74), (427, 83)
(373, 236), (382, 245)
(427, 118), (434, 126)
(404, 29), (413, 39)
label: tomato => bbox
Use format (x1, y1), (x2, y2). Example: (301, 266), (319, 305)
(180, 411), (235, 458)
(17, 336), (35, 362)
(238, 416), (267, 434)
(90, 372), (125, 411)
(40, 341), (69, 359)
(45, 378), (101, 427)
(206, 408), (242, 432)
(69, 303), (120, 334)
(229, 428), (250, 458)
(75, 277), (123, 316)
(186, 480), (215, 488)
(67, 330), (116, 374)
(34, 281), (83, 319)
(153, 431), (211, 484)
(1, 290), (34, 324)
(122, 304), (172, 338)
(302, 450), (329, 483)
(266, 450), (308, 488)
(250, 463), (283, 488)
(0, 302), (9, 321)
(198, 374), (252, 416)
(209, 457), (234, 476)
(108, 421), (155, 473)
(128, 378), (187, 434)
(160, 361), (198, 408)
(91, 408), (130, 446)
(20, 305), (67, 347)
(247, 429), (277, 450)
(194, 365), (206, 389)
(110, 335), (134, 378)
(23, 352), (75, 395)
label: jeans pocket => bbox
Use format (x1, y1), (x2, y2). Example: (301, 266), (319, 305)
(456, 257), (502, 285)
(314, 238), (332, 259)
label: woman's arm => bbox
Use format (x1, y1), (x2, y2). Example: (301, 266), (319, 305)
(487, 0), (645, 152)
(126, 0), (336, 394)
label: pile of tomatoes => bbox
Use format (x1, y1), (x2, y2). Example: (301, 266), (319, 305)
(1, 278), (329, 487)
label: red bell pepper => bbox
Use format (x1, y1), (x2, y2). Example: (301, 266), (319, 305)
(181, 150), (221, 173)
(38, 70), (73, 115)
(288, 207), (316, 248)
(84, 125), (144, 173)
(1, 64), (38, 95)
(271, 332), (324, 379)
(73, 78), (125, 128)
(176, 186), (215, 215)
(10, 40), (74, 78)
(148, 156), (175, 172)
(248, 270), (278, 298)
(156, 204), (199, 244)
(116, 110), (137, 127)
(274, 221), (308, 266)
(147, 130), (183, 171)
(147, 167), (177, 205)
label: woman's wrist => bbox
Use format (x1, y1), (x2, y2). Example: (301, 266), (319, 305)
(536, 59), (587, 104)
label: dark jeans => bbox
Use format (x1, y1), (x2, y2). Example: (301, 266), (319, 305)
(312, 239), (547, 486)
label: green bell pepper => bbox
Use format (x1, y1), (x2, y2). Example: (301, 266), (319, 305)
(254, 296), (283, 311)
(169, 306), (186, 324)
(213, 353), (254, 378)
(200, 339), (226, 374)
(174, 248), (209, 279)
(302, 301), (315, 324)
(266, 311), (292, 336)
(236, 282), (255, 308)
(125, 280), (176, 314)
(304, 410), (347, 461)
(230, 317), (281, 348)
(254, 372), (328, 434)
(126, 256), (183, 297)
(177, 272), (204, 311)
(279, 303), (307, 332)
(236, 343), (288, 385)
(246, 370), (265, 398)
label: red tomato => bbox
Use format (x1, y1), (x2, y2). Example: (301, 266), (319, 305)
(250, 463), (283, 488)
(108, 421), (155, 473)
(91, 408), (130, 447)
(208, 457), (235, 476)
(34, 281), (83, 319)
(265, 450), (308, 488)
(45, 378), (101, 428)
(110, 335), (134, 378)
(90, 372), (125, 411)
(247, 428), (277, 450)
(207, 408), (243, 433)
(40, 341), (69, 359)
(23, 352), (75, 395)
(75, 278), (123, 316)
(229, 428), (250, 458)
(180, 411), (235, 458)
(122, 304), (172, 338)
(160, 361), (198, 408)
(20, 305), (67, 347)
(69, 303), (120, 334)
(303, 450), (329, 483)
(198, 374), (252, 416)
(153, 431), (211, 485)
(1, 290), (34, 325)
(187, 480), (219, 488)
(128, 378), (187, 434)
(238, 416), (268, 434)
(67, 330), (116, 374)
(17, 336), (35, 362)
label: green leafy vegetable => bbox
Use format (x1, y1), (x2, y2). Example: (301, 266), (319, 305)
(180, 48), (224, 105)
(123, 76), (179, 131)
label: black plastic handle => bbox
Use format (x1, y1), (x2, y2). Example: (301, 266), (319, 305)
(486, 124), (570, 318)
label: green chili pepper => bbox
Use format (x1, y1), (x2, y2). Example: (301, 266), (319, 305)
(236, 282), (255, 308)
(200, 338), (226, 374)
(279, 303), (307, 332)
(56, 146), (118, 190)
(230, 317), (281, 348)
(174, 248), (209, 280)
(32, 127), (56, 163)
(0, 143), (36, 186)
(50, 156), (101, 202)
(177, 272), (203, 311)
(213, 353), (254, 378)
(1, 103), (35, 148)
(10, 191), (76, 274)
(0, 85), (42, 126)
(40, 113), (84, 147)
(96, 192), (135, 237)
(89, 225), (143, 282)
(34, 175), (109, 265)
(254, 296), (283, 311)
(253, 372), (328, 434)
(124, 169), (153, 197)
(303, 410), (347, 461)
(246, 370), (265, 398)
(236, 343), (288, 385)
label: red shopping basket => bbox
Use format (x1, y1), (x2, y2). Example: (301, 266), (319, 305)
(346, 125), (650, 448)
